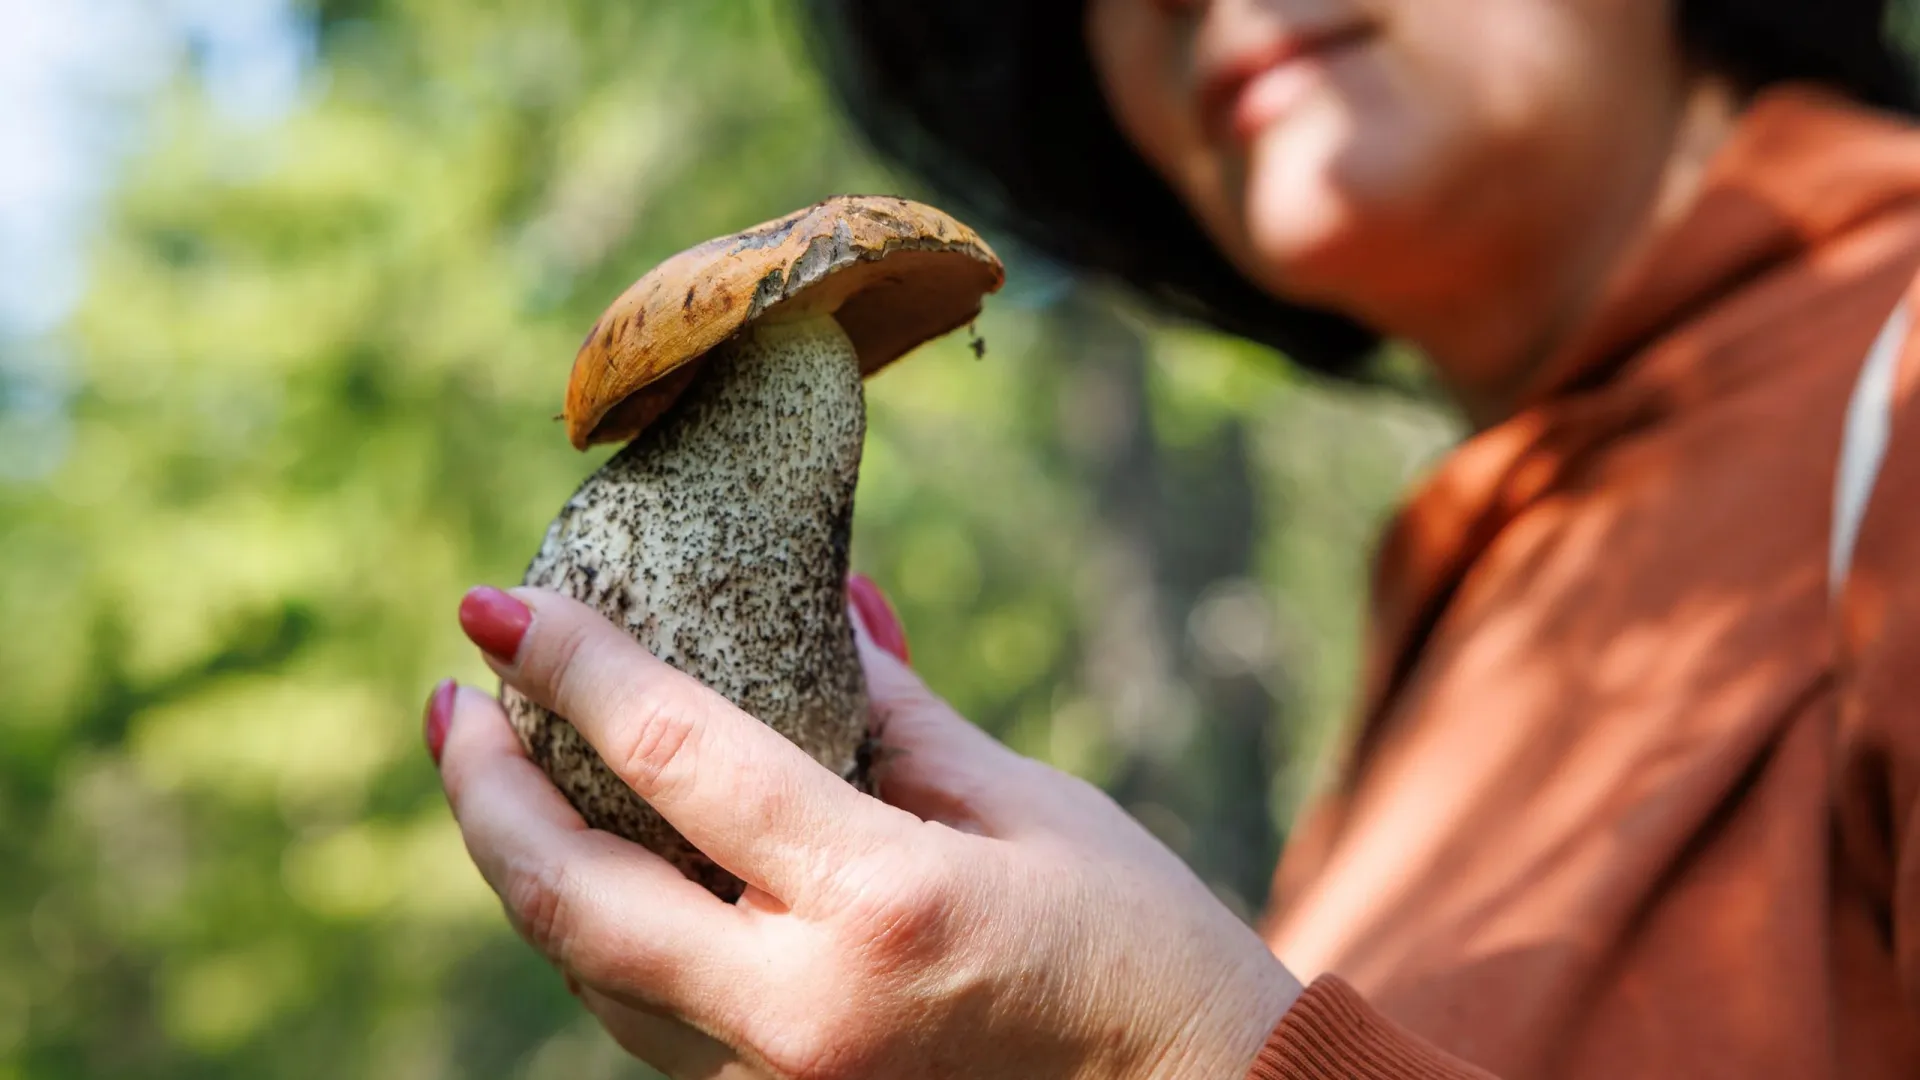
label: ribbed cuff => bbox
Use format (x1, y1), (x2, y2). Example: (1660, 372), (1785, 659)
(1246, 975), (1496, 1080)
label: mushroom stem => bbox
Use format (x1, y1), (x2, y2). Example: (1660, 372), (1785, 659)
(505, 312), (871, 900)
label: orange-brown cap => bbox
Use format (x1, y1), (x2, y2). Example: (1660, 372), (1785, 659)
(564, 195), (1005, 449)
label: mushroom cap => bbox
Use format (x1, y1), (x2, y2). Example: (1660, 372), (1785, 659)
(565, 195), (1006, 449)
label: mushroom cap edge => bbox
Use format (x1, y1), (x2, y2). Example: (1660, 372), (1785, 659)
(565, 195), (1007, 450)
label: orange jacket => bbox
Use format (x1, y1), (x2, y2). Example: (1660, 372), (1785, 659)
(1249, 86), (1920, 1079)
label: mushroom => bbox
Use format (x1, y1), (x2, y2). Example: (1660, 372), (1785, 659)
(506, 196), (1004, 900)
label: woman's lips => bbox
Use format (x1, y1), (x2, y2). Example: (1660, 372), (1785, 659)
(1201, 24), (1374, 146)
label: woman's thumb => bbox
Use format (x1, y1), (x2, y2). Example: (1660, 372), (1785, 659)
(847, 573), (910, 664)
(846, 573), (941, 726)
(844, 574), (1031, 835)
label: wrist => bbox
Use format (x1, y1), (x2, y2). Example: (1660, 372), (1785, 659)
(1147, 955), (1305, 1080)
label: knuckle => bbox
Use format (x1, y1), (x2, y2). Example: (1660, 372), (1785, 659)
(835, 845), (964, 969)
(759, 1012), (873, 1080)
(504, 858), (617, 981)
(500, 854), (642, 992)
(504, 858), (575, 961)
(609, 685), (700, 792)
(539, 617), (596, 714)
(751, 853), (982, 1080)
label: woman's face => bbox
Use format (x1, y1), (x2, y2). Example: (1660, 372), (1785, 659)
(1086, 0), (1696, 353)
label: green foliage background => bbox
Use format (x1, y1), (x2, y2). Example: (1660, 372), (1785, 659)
(0, 2), (1457, 1076)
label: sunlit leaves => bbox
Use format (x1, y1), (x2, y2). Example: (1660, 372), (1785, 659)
(3, 0), (1459, 1075)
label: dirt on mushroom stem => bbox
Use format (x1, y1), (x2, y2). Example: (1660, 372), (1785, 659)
(504, 313), (874, 901)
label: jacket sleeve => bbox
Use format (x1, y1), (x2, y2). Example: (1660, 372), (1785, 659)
(1245, 977), (1498, 1080)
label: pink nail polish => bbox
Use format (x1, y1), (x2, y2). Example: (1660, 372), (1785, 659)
(848, 573), (910, 664)
(424, 679), (457, 765)
(459, 587), (532, 662)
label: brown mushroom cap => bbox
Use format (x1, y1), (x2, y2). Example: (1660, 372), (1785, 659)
(564, 195), (1006, 449)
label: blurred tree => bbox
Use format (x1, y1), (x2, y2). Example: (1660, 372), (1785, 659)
(1043, 286), (1280, 915)
(0, 1), (1456, 1077)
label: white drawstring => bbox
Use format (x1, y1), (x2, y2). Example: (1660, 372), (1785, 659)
(1830, 299), (1910, 602)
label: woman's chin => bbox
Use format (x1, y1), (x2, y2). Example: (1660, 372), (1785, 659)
(1237, 191), (1371, 311)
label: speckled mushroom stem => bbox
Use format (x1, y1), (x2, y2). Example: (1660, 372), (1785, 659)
(505, 314), (872, 901)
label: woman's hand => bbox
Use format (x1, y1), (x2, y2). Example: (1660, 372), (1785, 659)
(429, 582), (1302, 1079)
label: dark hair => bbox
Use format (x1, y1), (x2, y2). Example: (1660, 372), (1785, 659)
(800, 0), (1919, 377)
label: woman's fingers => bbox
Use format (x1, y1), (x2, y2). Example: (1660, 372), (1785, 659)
(434, 684), (756, 1024)
(575, 986), (767, 1079)
(463, 587), (909, 906)
(847, 598), (1046, 838)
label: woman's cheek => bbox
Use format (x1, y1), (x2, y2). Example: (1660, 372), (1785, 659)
(1235, 59), (1426, 296)
(1247, 34), (1553, 310)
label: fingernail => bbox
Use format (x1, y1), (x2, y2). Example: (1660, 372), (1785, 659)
(459, 586), (533, 662)
(424, 678), (457, 765)
(848, 573), (910, 664)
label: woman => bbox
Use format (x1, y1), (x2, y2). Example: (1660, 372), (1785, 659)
(425, 1), (1920, 1076)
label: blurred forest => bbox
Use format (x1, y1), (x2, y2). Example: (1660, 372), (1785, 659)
(0, 2), (1460, 1077)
